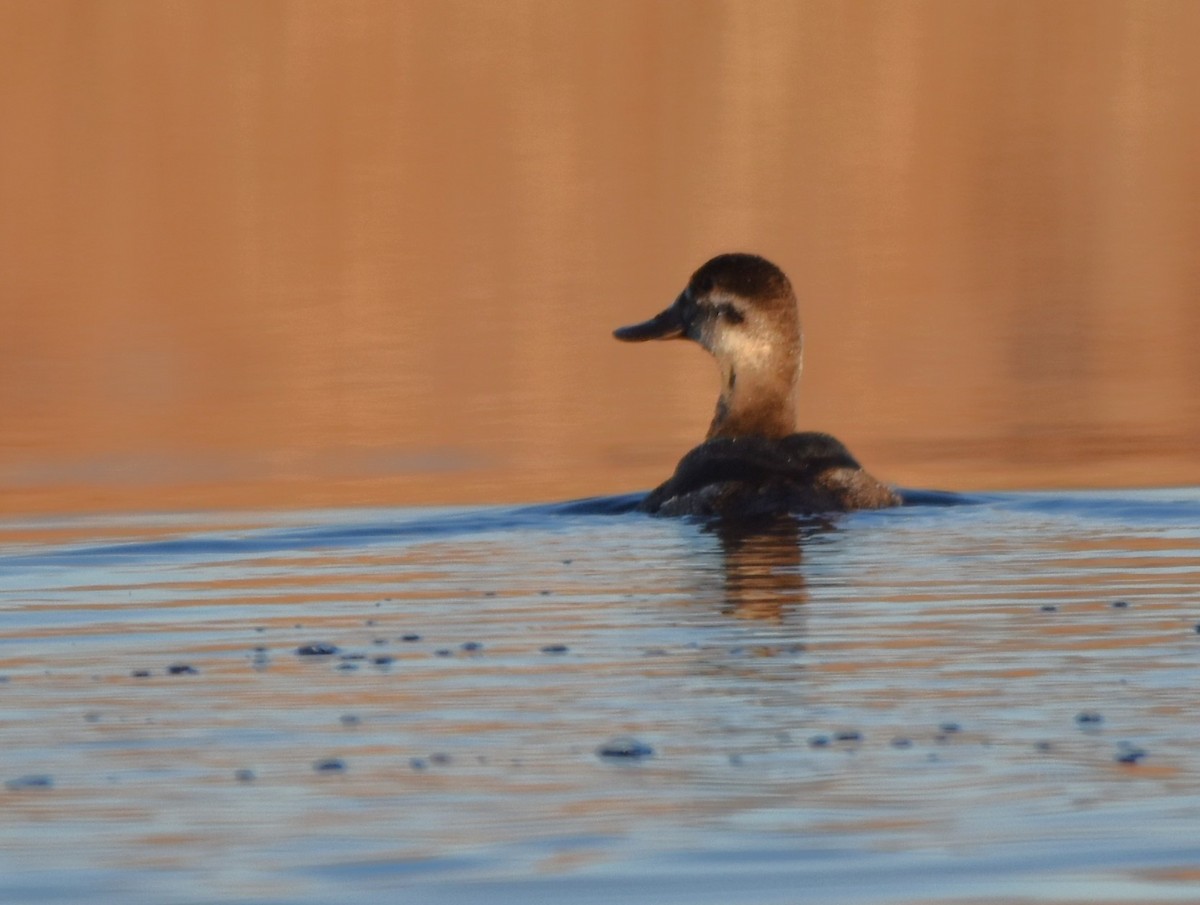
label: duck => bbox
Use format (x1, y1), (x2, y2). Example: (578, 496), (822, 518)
(614, 253), (900, 518)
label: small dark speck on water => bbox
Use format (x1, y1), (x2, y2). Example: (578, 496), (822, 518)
(461, 641), (483, 652)
(84, 712), (101, 723)
(335, 662), (358, 672)
(1116, 743), (1148, 765)
(410, 758), (427, 771)
(1036, 741), (1054, 752)
(430, 753), (452, 765)
(1111, 600), (1130, 609)
(234, 769), (255, 783)
(483, 591), (496, 598)
(541, 644), (569, 654)
(809, 735), (831, 748)
(834, 731), (863, 743)
(6, 775), (53, 791)
(729, 754), (744, 766)
(561, 559), (573, 565)
(539, 590), (552, 596)
(434, 649), (452, 657)
(1041, 605), (1058, 612)
(339, 714), (360, 727)
(597, 737), (654, 760)
(339, 653), (366, 661)
(400, 634), (421, 642)
(372, 638), (387, 646)
(296, 643), (339, 657)
(167, 664), (198, 676)
(371, 655), (393, 666)
(1076, 711), (1104, 726)
(131, 669), (151, 678)
(313, 759), (345, 773)
(940, 722), (961, 734)
(891, 737), (913, 748)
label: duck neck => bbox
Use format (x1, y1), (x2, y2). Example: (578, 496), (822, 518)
(706, 356), (800, 440)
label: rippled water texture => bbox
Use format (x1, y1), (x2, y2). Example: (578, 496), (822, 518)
(3, 491), (1200, 903)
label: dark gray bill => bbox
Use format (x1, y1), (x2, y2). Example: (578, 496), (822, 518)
(613, 300), (686, 342)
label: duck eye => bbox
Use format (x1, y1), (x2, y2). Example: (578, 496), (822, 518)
(717, 303), (745, 325)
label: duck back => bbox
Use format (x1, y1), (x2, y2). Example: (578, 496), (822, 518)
(640, 433), (900, 518)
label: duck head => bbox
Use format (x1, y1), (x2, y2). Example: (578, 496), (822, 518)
(614, 253), (803, 440)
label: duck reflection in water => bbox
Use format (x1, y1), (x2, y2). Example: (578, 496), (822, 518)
(709, 516), (819, 622)
(614, 253), (899, 520)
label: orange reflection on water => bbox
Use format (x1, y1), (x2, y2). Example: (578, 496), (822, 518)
(2, 1), (1199, 514)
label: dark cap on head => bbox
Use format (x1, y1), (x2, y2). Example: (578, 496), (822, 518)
(687, 253), (792, 301)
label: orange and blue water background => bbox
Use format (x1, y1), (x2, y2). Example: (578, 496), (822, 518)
(3, 4), (1200, 903)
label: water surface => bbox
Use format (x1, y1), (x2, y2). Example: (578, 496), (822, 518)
(3, 491), (1200, 903)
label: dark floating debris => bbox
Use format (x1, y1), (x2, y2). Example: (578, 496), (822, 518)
(339, 653), (367, 661)
(296, 643), (339, 657)
(371, 655), (394, 666)
(339, 714), (360, 727)
(729, 754), (744, 766)
(400, 634), (422, 642)
(939, 722), (961, 734)
(5, 774), (53, 791)
(409, 758), (427, 770)
(1036, 741), (1054, 753)
(460, 641), (483, 652)
(131, 669), (151, 678)
(335, 662), (358, 672)
(541, 644), (569, 654)
(596, 736), (654, 760)
(430, 753), (452, 765)
(1040, 605), (1058, 612)
(1075, 711), (1104, 726)
(234, 769), (255, 783)
(539, 590), (552, 596)
(167, 664), (198, 676)
(891, 737), (913, 748)
(808, 735), (831, 748)
(834, 731), (862, 743)
(313, 758), (345, 773)
(1111, 600), (1130, 609)
(434, 649), (452, 658)
(1116, 742), (1148, 765)
(562, 559), (573, 565)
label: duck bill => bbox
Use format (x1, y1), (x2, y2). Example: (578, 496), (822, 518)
(613, 297), (687, 342)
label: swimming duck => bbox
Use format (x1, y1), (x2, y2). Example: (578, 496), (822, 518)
(614, 253), (900, 518)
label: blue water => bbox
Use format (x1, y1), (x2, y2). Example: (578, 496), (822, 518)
(3, 489), (1200, 904)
